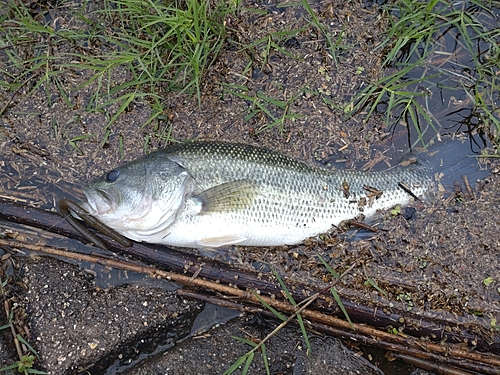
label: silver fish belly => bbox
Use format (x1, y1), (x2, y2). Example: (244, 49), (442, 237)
(80, 142), (432, 248)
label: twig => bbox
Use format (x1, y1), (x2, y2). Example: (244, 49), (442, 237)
(237, 263), (356, 359)
(1, 238), (499, 374)
(179, 288), (500, 374)
(1, 198), (497, 356)
(393, 353), (479, 375)
(0, 73), (38, 117)
(1, 278), (24, 363)
(462, 174), (475, 200)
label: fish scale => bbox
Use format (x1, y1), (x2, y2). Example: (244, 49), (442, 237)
(80, 142), (433, 248)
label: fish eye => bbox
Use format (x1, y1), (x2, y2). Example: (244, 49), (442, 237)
(105, 170), (120, 182)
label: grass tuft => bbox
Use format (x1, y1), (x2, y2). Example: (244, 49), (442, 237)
(348, 0), (500, 148)
(0, 275), (47, 374)
(0, 0), (238, 147)
(222, 83), (305, 133)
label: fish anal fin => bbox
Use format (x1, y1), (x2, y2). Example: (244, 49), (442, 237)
(197, 235), (247, 247)
(196, 180), (259, 214)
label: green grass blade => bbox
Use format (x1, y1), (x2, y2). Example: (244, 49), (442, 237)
(242, 351), (254, 374)
(316, 255), (340, 279)
(16, 334), (40, 359)
(364, 278), (388, 297)
(330, 287), (354, 329)
(261, 343), (270, 375)
(253, 292), (286, 322)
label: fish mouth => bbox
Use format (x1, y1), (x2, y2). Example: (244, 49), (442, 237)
(81, 186), (113, 215)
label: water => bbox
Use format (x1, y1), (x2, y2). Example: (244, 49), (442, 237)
(367, 0), (499, 152)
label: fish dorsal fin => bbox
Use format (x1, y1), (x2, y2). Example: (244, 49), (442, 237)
(196, 180), (259, 214)
(197, 235), (247, 247)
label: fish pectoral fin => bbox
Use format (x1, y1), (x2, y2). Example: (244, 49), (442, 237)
(197, 235), (247, 247)
(196, 180), (259, 214)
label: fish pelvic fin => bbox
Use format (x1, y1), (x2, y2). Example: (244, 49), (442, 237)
(197, 235), (247, 247)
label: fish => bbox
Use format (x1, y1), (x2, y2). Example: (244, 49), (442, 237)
(79, 141), (432, 248)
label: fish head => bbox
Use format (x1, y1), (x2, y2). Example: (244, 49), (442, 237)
(80, 153), (195, 237)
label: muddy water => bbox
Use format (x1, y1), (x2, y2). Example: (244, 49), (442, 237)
(366, 0), (499, 154)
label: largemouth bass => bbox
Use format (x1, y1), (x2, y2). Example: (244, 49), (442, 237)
(79, 142), (432, 248)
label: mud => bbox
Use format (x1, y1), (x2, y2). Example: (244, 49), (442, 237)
(123, 318), (386, 375)
(13, 257), (201, 374)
